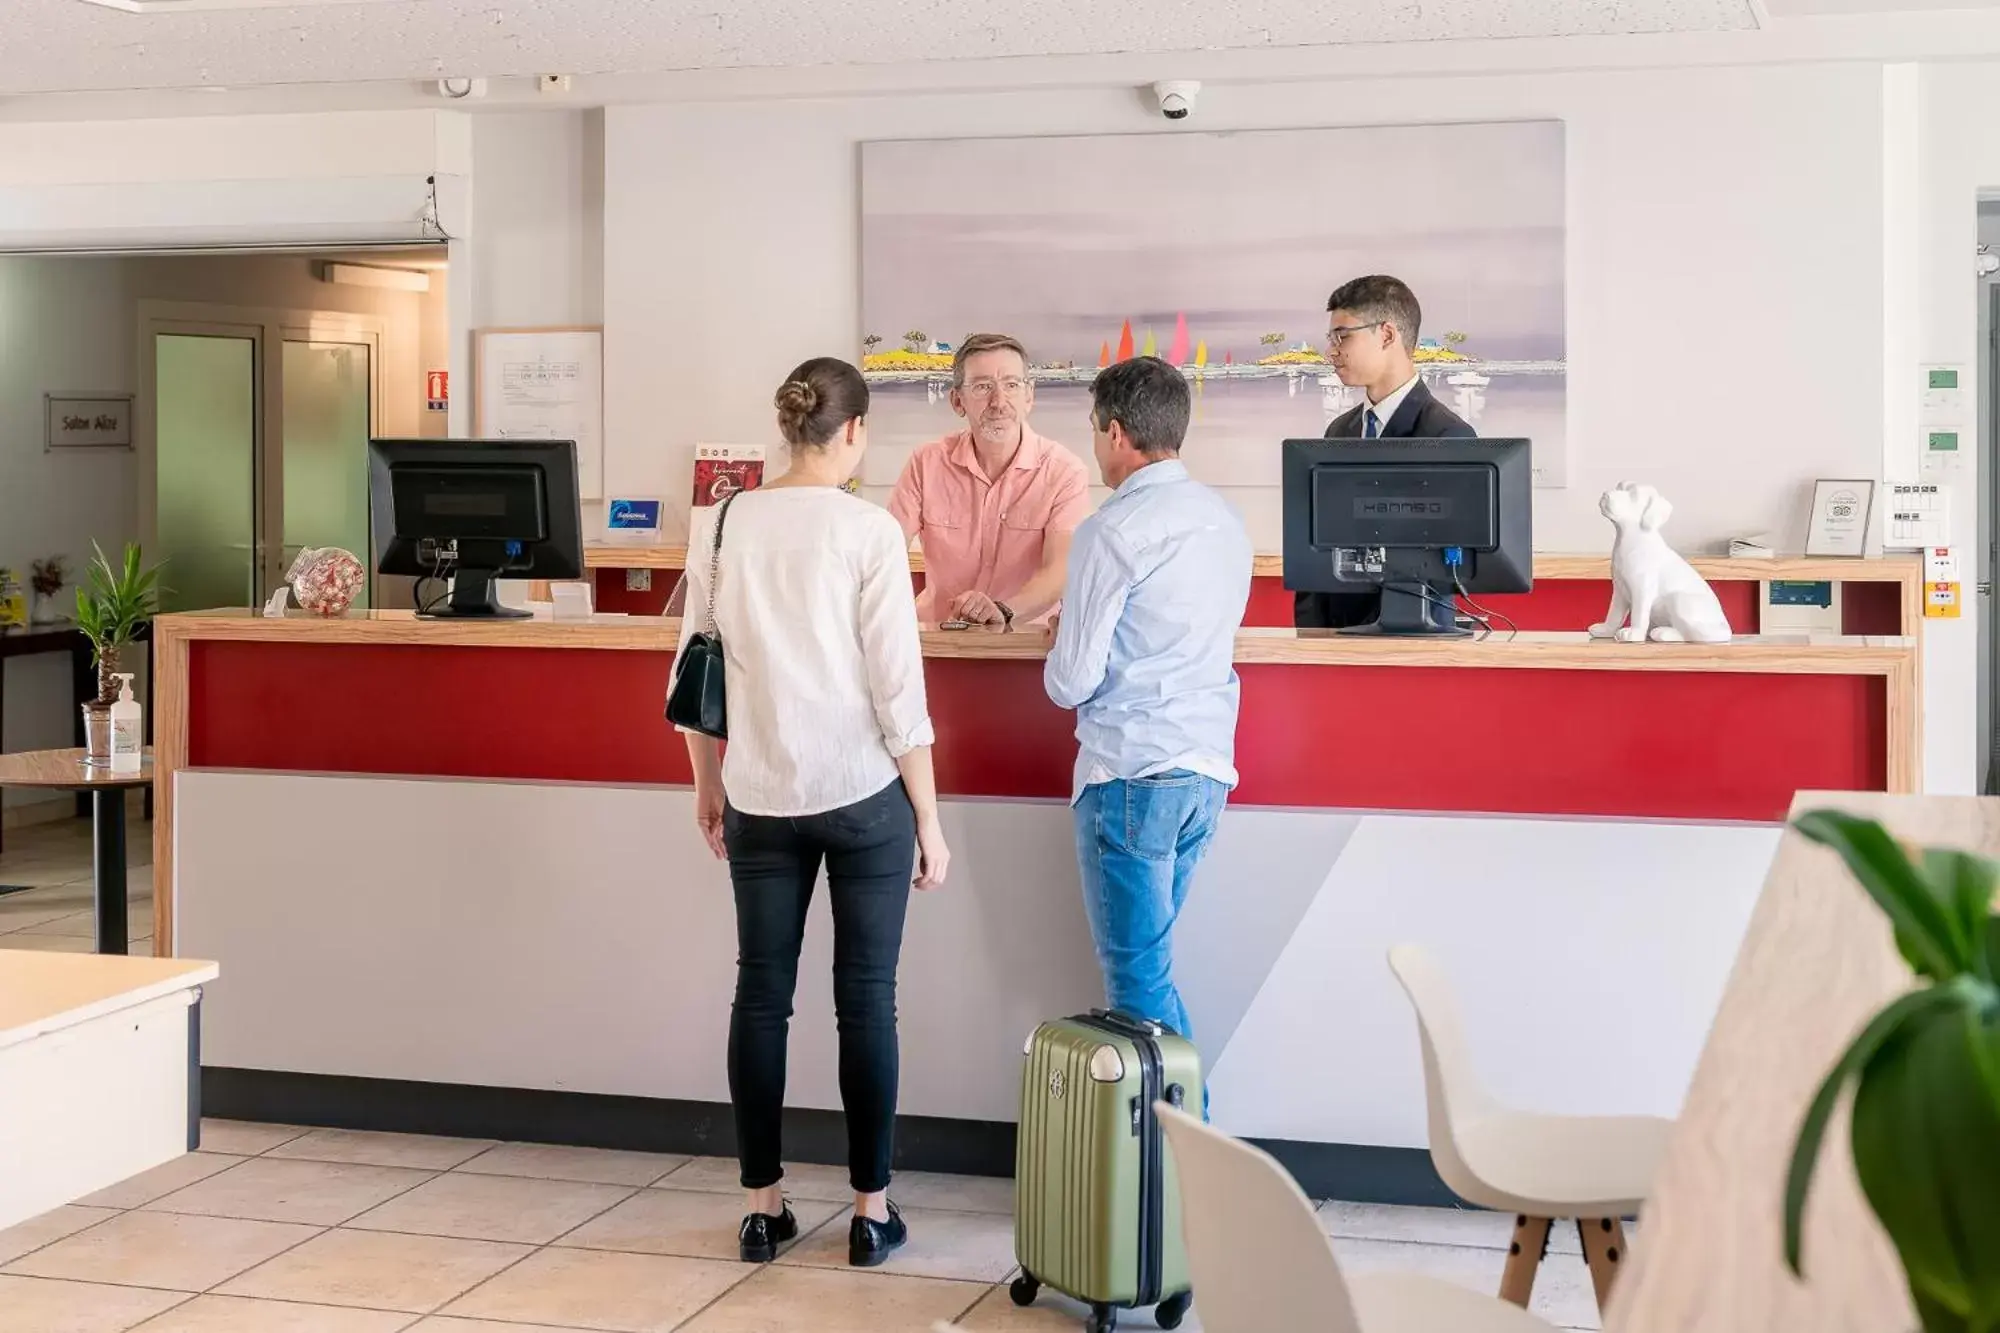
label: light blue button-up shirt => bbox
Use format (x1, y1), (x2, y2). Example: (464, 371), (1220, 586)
(1044, 459), (1254, 803)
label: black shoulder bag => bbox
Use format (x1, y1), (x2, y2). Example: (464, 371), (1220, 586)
(665, 493), (737, 738)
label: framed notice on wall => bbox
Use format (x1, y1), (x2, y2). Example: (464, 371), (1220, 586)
(473, 327), (604, 500)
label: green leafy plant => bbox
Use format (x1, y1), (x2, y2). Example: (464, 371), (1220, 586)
(74, 542), (163, 705)
(1784, 809), (2000, 1332)
(901, 329), (930, 353)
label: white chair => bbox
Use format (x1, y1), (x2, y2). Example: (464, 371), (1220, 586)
(1155, 1103), (1560, 1333)
(1386, 944), (1674, 1314)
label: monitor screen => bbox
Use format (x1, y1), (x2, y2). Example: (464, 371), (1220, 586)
(388, 465), (548, 544)
(1309, 462), (1497, 550)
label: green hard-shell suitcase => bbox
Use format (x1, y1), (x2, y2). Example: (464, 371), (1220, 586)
(1011, 1010), (1198, 1333)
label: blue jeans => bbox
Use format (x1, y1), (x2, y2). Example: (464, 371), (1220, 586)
(1074, 771), (1229, 1041)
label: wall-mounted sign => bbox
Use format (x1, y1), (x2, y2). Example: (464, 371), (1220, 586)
(426, 370), (449, 413)
(44, 394), (133, 450)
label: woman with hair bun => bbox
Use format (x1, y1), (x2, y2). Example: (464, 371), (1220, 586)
(670, 355), (949, 1269)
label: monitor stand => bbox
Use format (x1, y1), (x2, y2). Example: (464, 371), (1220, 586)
(1337, 580), (1470, 639)
(423, 567), (532, 620)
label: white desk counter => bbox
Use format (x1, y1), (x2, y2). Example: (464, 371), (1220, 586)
(0, 950), (218, 1229)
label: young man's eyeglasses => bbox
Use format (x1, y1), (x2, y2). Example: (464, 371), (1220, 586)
(1325, 322), (1384, 350)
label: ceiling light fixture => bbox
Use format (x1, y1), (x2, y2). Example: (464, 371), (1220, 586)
(75, 0), (395, 14)
(320, 262), (431, 293)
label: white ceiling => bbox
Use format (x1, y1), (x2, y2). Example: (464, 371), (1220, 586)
(4, 0), (1766, 96)
(1762, 0), (2000, 13)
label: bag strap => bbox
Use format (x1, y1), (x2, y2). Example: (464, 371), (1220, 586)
(703, 492), (739, 636)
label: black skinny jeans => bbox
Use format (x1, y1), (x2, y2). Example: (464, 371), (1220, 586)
(724, 779), (916, 1195)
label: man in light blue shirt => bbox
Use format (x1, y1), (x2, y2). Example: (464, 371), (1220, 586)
(1045, 356), (1253, 1043)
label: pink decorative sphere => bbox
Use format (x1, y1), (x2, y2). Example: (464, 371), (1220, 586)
(288, 547), (366, 616)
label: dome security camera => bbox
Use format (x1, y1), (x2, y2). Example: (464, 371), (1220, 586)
(1153, 80), (1201, 121)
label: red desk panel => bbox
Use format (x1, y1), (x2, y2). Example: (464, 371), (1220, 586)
(189, 640), (1883, 823)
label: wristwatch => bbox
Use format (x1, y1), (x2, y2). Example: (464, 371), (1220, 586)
(995, 601), (1015, 628)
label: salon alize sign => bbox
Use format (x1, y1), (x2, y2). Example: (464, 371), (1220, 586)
(45, 394), (133, 450)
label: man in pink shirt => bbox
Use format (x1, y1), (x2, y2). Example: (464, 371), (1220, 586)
(887, 333), (1092, 628)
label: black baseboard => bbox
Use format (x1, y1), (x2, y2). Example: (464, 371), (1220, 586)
(204, 1067), (1452, 1206)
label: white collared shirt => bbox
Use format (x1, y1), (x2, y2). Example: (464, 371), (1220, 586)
(1362, 372), (1422, 436)
(671, 487), (935, 817)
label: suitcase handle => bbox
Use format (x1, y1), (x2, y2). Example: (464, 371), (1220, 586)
(1089, 1008), (1165, 1037)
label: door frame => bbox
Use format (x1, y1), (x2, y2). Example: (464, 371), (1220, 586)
(1986, 281), (2000, 791)
(138, 300), (385, 601)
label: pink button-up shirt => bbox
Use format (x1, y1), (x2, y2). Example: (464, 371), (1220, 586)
(887, 426), (1092, 622)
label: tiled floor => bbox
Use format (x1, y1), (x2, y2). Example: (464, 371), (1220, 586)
(0, 812), (157, 956)
(1, 816), (1610, 1332)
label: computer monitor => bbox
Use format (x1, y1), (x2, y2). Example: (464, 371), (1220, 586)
(1281, 437), (1533, 638)
(368, 438), (584, 619)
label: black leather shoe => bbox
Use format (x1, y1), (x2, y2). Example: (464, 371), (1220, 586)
(848, 1200), (908, 1268)
(738, 1205), (799, 1263)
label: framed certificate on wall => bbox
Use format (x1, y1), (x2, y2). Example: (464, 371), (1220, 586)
(473, 327), (604, 501)
(1804, 478), (1875, 558)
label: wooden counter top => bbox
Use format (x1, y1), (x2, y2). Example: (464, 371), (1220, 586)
(585, 544), (1922, 587)
(1605, 791), (1999, 1333)
(152, 609), (1914, 675)
(0, 950), (217, 1052)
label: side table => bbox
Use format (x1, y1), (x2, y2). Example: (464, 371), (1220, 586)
(0, 749), (152, 954)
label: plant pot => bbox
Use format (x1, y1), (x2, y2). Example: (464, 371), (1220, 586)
(81, 703), (112, 767)
(29, 591), (62, 625)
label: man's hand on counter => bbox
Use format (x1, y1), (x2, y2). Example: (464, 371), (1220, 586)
(948, 589), (1006, 627)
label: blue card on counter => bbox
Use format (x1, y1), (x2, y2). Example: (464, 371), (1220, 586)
(607, 498), (663, 534)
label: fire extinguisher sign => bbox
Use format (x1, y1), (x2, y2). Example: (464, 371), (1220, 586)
(426, 371), (449, 412)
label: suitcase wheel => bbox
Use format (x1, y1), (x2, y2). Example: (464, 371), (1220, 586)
(1008, 1274), (1039, 1308)
(1087, 1301), (1117, 1333)
(1155, 1292), (1192, 1330)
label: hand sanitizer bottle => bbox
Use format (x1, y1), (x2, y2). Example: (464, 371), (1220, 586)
(110, 673), (143, 774)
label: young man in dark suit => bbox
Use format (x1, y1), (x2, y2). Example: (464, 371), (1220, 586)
(1295, 275), (1477, 630)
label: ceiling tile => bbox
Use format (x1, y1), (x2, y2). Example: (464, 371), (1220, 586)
(3, 0), (1761, 97)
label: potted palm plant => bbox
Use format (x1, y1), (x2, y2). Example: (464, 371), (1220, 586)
(1783, 808), (2000, 1332)
(75, 542), (163, 766)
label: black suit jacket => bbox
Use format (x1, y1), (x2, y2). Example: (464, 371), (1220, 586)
(1294, 379), (1477, 630)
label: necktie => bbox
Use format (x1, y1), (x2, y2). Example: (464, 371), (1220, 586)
(1364, 408), (1381, 439)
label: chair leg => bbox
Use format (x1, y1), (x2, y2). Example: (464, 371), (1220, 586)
(1577, 1217), (1630, 1312)
(1499, 1214), (1552, 1307)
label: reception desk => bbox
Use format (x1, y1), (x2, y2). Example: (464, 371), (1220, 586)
(148, 609), (1916, 1201)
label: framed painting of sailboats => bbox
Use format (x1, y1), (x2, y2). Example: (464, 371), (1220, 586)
(858, 121), (1567, 521)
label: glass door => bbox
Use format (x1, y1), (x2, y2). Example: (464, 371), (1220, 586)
(279, 336), (376, 607)
(152, 327), (260, 614)
(144, 307), (384, 612)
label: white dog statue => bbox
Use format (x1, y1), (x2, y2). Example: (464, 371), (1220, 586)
(1589, 482), (1733, 644)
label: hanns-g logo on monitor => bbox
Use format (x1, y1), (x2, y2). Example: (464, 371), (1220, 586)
(1357, 499), (1449, 518)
